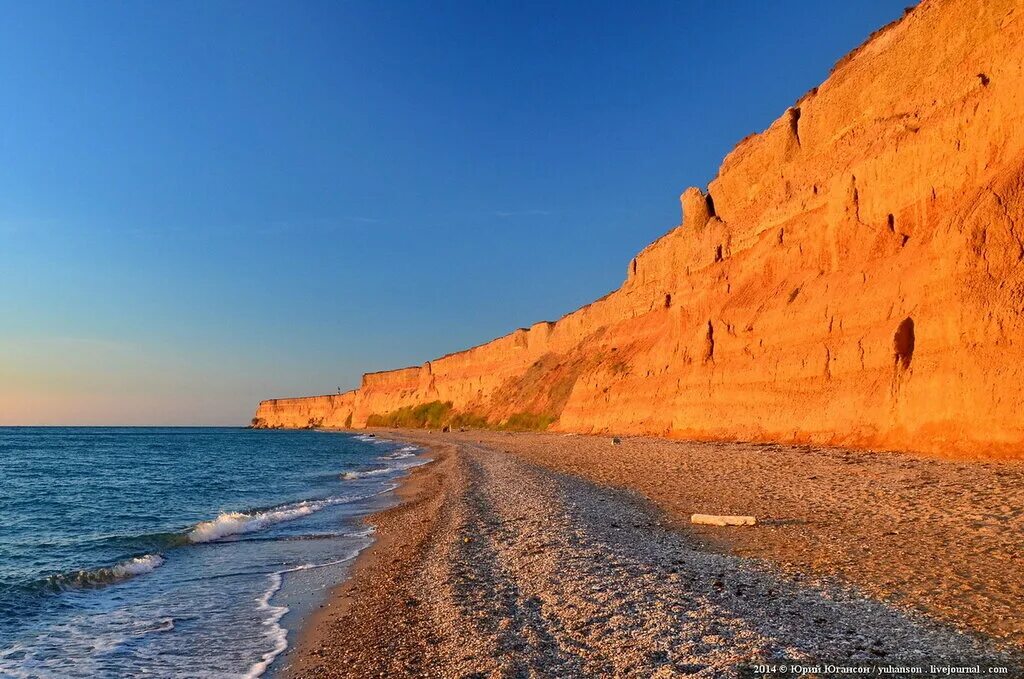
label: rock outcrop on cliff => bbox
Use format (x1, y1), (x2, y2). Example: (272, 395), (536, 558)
(256, 0), (1024, 457)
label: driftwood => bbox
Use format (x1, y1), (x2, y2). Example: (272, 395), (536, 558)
(690, 514), (757, 527)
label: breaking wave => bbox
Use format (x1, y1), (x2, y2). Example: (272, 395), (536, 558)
(41, 554), (165, 592)
(189, 496), (359, 543)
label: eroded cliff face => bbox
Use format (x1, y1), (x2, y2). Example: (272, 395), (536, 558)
(256, 0), (1024, 457)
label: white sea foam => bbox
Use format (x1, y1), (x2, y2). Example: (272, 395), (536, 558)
(395, 457), (431, 473)
(387, 451), (415, 460)
(340, 468), (390, 480)
(243, 572), (289, 679)
(111, 554), (165, 578)
(341, 443), (424, 480)
(149, 617), (175, 634)
(353, 434), (390, 444)
(243, 554), (362, 679)
(346, 526), (375, 538)
(379, 445), (419, 460)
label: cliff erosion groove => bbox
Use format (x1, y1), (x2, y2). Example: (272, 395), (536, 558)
(256, 0), (1024, 458)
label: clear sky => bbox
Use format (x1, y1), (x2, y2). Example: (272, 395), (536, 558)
(0, 1), (909, 425)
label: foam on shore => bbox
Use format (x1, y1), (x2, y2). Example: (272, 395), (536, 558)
(243, 552), (364, 679)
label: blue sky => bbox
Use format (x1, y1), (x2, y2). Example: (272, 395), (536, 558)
(0, 1), (909, 425)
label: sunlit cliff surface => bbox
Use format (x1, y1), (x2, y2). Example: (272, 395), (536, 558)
(256, 0), (1024, 457)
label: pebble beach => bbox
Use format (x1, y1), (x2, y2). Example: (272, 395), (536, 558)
(279, 430), (1024, 677)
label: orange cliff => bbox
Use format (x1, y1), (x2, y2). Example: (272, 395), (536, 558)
(255, 0), (1024, 458)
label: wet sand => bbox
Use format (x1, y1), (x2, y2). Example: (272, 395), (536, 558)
(280, 431), (1023, 677)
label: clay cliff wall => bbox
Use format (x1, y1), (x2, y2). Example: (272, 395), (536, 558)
(255, 0), (1024, 457)
(253, 392), (357, 429)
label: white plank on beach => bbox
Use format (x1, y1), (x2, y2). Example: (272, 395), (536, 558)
(690, 514), (757, 526)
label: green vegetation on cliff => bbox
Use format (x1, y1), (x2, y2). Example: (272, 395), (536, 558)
(366, 401), (454, 429)
(502, 412), (556, 431)
(365, 401), (553, 432)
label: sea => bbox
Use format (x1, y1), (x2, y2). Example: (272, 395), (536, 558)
(0, 427), (427, 678)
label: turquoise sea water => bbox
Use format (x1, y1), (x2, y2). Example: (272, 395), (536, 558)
(0, 427), (425, 678)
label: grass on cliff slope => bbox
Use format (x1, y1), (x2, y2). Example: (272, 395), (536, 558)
(365, 401), (553, 431)
(501, 412), (556, 431)
(365, 401), (454, 429)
